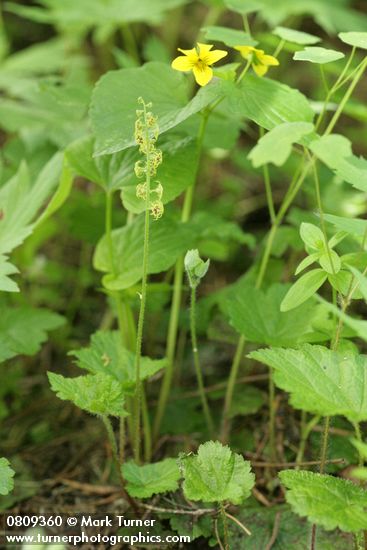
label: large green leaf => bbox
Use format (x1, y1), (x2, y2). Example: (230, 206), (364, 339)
(122, 458), (180, 498)
(227, 283), (322, 346)
(0, 458), (15, 496)
(310, 134), (367, 192)
(293, 47), (344, 64)
(339, 32), (367, 50)
(223, 75), (314, 130)
(93, 214), (195, 290)
(324, 214), (367, 238)
(280, 470), (367, 533)
(48, 372), (128, 417)
(202, 26), (257, 47)
(0, 307), (64, 363)
(90, 62), (222, 156)
(249, 344), (367, 423)
(248, 122), (314, 167)
(273, 26), (320, 45)
(71, 331), (166, 390)
(181, 441), (255, 504)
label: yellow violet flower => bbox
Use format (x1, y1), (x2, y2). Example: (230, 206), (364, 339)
(171, 43), (228, 86)
(234, 46), (279, 76)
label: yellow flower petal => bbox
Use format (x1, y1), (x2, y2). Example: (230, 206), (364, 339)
(205, 48), (228, 65)
(193, 64), (213, 86)
(252, 62), (268, 77)
(197, 43), (214, 57)
(260, 54), (280, 67)
(172, 55), (194, 71)
(177, 47), (198, 63)
(234, 45), (255, 59)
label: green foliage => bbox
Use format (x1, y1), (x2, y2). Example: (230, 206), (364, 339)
(70, 330), (167, 389)
(181, 441), (255, 504)
(293, 47), (344, 64)
(339, 32), (367, 50)
(0, 458), (15, 495)
(227, 283), (324, 346)
(0, 307), (64, 363)
(280, 269), (327, 311)
(248, 122), (314, 167)
(48, 372), (128, 417)
(122, 458), (180, 498)
(250, 344), (367, 423)
(203, 26), (257, 47)
(0, 255), (19, 292)
(273, 26), (320, 45)
(280, 470), (367, 532)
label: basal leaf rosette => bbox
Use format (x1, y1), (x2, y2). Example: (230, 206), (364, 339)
(280, 470), (367, 533)
(249, 344), (367, 423)
(181, 441), (255, 504)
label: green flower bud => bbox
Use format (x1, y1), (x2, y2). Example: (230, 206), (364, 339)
(184, 249), (210, 289)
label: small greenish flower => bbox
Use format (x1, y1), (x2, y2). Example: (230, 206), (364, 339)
(184, 249), (210, 289)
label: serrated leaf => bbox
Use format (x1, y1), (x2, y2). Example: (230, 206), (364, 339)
(0, 458), (15, 496)
(122, 458), (180, 498)
(93, 214), (195, 290)
(71, 330), (166, 390)
(248, 122), (314, 167)
(339, 32), (367, 50)
(281, 269), (327, 312)
(293, 47), (344, 64)
(310, 134), (367, 192)
(48, 372), (127, 417)
(280, 470), (367, 532)
(0, 255), (19, 292)
(224, 75), (314, 130)
(249, 344), (367, 423)
(181, 441), (255, 504)
(203, 26), (257, 47)
(0, 307), (64, 363)
(227, 283), (321, 346)
(273, 26), (320, 45)
(228, 386), (265, 418)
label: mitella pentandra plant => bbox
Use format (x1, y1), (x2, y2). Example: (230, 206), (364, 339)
(234, 45), (279, 76)
(134, 100), (164, 219)
(171, 42), (227, 86)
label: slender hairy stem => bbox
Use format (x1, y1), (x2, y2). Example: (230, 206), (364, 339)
(133, 105), (152, 463)
(260, 127), (276, 224)
(296, 415), (321, 467)
(153, 114), (208, 439)
(220, 503), (229, 550)
(220, 335), (246, 442)
(190, 286), (214, 436)
(353, 423), (364, 467)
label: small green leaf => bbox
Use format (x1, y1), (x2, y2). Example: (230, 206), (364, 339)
(0, 255), (19, 293)
(249, 344), (367, 423)
(273, 26), (320, 45)
(339, 32), (367, 50)
(203, 26), (257, 47)
(294, 47), (344, 64)
(295, 253), (319, 275)
(181, 441), (255, 504)
(0, 307), (64, 364)
(122, 458), (180, 498)
(70, 330), (166, 390)
(224, 0), (262, 15)
(48, 372), (128, 417)
(299, 222), (324, 249)
(280, 269), (327, 312)
(324, 214), (367, 238)
(248, 122), (314, 167)
(0, 458), (15, 496)
(319, 249), (341, 274)
(348, 267), (367, 302)
(280, 470), (367, 533)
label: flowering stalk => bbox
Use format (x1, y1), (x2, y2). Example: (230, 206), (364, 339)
(133, 98), (163, 463)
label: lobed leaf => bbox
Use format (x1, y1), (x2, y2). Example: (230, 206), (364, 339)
(181, 441), (255, 504)
(122, 458), (180, 498)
